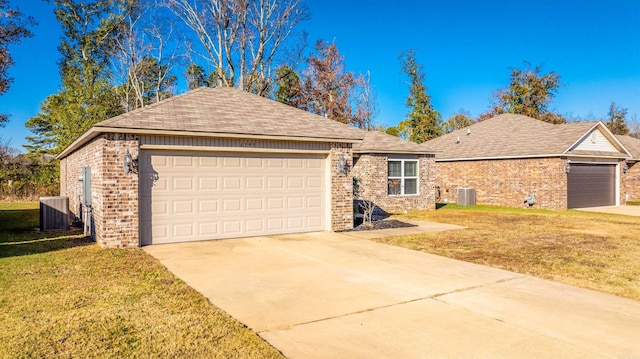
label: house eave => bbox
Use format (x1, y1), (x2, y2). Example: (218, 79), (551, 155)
(435, 153), (630, 162)
(58, 126), (363, 159)
(354, 150), (438, 155)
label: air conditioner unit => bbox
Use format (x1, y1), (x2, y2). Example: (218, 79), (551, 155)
(457, 188), (476, 206)
(40, 196), (69, 231)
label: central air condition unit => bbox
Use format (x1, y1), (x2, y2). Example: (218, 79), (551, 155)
(457, 188), (476, 206)
(40, 196), (70, 231)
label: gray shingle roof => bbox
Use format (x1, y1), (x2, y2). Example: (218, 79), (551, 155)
(616, 135), (640, 160)
(424, 113), (627, 160)
(353, 130), (436, 154)
(95, 87), (364, 141)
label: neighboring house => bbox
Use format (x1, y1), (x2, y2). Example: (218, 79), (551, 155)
(424, 114), (631, 210)
(58, 87), (435, 248)
(616, 135), (640, 202)
(352, 131), (437, 213)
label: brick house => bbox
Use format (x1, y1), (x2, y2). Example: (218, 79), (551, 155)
(58, 87), (436, 248)
(352, 131), (437, 213)
(424, 114), (632, 210)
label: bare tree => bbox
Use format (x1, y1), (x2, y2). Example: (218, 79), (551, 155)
(628, 114), (640, 139)
(441, 109), (474, 134)
(353, 71), (378, 130)
(166, 0), (309, 96)
(353, 177), (376, 227)
(114, 0), (181, 111)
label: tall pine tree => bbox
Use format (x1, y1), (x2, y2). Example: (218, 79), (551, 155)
(25, 0), (129, 156)
(606, 102), (629, 135)
(399, 50), (441, 143)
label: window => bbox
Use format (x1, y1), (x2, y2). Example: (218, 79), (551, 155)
(388, 159), (418, 195)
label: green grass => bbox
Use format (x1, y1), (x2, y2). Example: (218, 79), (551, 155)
(0, 202), (283, 358)
(384, 204), (640, 301)
(627, 201), (640, 206)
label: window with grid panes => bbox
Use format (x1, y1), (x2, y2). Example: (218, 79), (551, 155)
(388, 159), (418, 195)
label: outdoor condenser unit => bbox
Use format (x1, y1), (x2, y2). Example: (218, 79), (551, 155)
(457, 188), (476, 206)
(40, 196), (69, 231)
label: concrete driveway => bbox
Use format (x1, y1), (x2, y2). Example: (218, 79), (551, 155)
(145, 231), (640, 358)
(576, 205), (640, 216)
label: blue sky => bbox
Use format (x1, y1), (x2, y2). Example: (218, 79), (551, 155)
(1, 0), (639, 151)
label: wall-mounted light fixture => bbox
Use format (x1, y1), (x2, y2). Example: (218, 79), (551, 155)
(564, 160), (571, 174)
(337, 155), (348, 175)
(124, 149), (137, 174)
(623, 162), (629, 174)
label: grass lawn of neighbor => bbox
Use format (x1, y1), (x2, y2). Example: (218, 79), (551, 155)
(386, 204), (640, 301)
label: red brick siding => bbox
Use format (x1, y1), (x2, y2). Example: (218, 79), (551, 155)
(60, 134), (140, 248)
(622, 162), (640, 203)
(60, 136), (103, 233)
(352, 154), (436, 213)
(330, 143), (354, 231)
(436, 158), (568, 210)
(98, 134), (139, 248)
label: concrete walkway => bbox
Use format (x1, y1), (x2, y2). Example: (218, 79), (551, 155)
(145, 225), (640, 358)
(576, 205), (640, 216)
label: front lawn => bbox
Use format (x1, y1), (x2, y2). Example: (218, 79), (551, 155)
(0, 202), (282, 358)
(384, 204), (640, 301)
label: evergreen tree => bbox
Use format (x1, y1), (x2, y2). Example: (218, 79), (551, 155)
(274, 64), (303, 107)
(606, 102), (629, 135)
(186, 63), (207, 90)
(25, 0), (129, 156)
(484, 62), (565, 124)
(399, 50), (441, 143)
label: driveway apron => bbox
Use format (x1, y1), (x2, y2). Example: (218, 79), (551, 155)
(144, 232), (640, 358)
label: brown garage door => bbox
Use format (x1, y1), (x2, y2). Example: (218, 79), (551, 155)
(139, 150), (328, 245)
(567, 164), (615, 208)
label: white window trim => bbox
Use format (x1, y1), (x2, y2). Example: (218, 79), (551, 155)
(388, 159), (419, 196)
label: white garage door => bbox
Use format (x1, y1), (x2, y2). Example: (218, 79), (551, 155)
(139, 150), (327, 245)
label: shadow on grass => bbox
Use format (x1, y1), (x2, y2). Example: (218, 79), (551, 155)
(436, 203), (449, 210)
(0, 235), (93, 258)
(0, 208), (40, 231)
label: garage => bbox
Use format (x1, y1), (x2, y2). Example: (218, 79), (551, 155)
(139, 150), (328, 245)
(567, 164), (616, 208)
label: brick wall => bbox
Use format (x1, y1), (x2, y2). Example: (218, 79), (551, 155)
(352, 154), (436, 213)
(330, 143), (354, 231)
(622, 161), (640, 202)
(436, 157), (568, 210)
(60, 133), (140, 248)
(60, 136), (103, 229)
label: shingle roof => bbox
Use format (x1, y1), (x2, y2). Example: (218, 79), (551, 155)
(424, 113), (627, 160)
(94, 86), (364, 141)
(616, 135), (640, 160)
(353, 130), (436, 154)
(60, 86), (434, 159)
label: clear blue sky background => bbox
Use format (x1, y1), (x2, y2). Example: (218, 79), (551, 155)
(1, 0), (639, 151)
